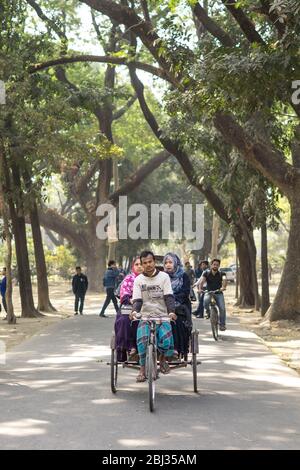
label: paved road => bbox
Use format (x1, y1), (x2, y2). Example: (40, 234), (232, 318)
(1, 302), (300, 450)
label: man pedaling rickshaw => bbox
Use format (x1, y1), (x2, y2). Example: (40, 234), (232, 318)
(130, 250), (177, 382)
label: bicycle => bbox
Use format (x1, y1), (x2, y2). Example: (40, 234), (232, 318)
(206, 290), (222, 341)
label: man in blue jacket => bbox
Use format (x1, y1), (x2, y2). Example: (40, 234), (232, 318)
(1, 267), (7, 317)
(99, 260), (119, 318)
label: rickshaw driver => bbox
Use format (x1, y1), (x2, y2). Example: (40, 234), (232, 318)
(130, 250), (177, 382)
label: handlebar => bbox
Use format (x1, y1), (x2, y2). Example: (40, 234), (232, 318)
(130, 316), (175, 323)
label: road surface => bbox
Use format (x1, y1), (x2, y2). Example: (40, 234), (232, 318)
(1, 301), (300, 449)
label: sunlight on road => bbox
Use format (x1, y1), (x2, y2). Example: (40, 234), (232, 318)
(118, 438), (158, 448)
(26, 345), (111, 365)
(91, 398), (126, 405)
(0, 418), (48, 437)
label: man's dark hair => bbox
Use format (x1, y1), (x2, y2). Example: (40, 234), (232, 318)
(76, 266), (81, 270)
(140, 250), (155, 261)
(3, 267), (6, 271)
(108, 260), (116, 267)
(200, 260), (209, 266)
(185, 261), (190, 266)
(211, 258), (221, 265)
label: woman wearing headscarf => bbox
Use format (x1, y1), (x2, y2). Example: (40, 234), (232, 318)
(163, 252), (192, 358)
(114, 257), (143, 362)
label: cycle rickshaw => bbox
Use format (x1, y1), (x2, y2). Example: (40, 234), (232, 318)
(109, 305), (201, 412)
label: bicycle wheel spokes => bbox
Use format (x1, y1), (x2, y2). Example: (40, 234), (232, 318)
(146, 343), (155, 412)
(191, 330), (199, 393)
(110, 348), (118, 393)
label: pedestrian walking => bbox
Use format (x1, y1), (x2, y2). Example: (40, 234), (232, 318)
(72, 266), (88, 315)
(99, 260), (119, 318)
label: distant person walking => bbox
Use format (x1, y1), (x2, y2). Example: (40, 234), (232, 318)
(193, 260), (209, 318)
(1, 267), (7, 319)
(185, 261), (196, 301)
(99, 260), (119, 318)
(72, 266), (88, 315)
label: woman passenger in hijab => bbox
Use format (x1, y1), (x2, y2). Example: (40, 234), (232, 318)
(114, 257), (143, 362)
(163, 252), (192, 359)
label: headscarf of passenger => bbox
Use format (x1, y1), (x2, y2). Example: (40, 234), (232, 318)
(120, 257), (141, 303)
(163, 252), (185, 293)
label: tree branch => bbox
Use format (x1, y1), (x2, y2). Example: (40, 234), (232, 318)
(26, 0), (67, 41)
(218, 227), (229, 251)
(90, 8), (106, 50)
(38, 207), (88, 249)
(128, 65), (230, 223)
(44, 228), (63, 247)
(28, 54), (172, 83)
(73, 160), (100, 195)
(140, 0), (151, 22)
(258, 0), (286, 37)
(193, 2), (236, 47)
(221, 0), (265, 45)
(278, 214), (290, 234)
(109, 150), (170, 204)
(214, 112), (296, 197)
(78, 0), (180, 85)
(112, 94), (137, 120)
(291, 125), (300, 169)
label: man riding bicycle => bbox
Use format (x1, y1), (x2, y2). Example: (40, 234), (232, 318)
(197, 258), (227, 331)
(130, 250), (177, 382)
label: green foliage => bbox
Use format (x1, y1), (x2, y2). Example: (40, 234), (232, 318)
(45, 245), (76, 279)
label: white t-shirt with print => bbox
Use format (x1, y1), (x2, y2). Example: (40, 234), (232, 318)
(132, 271), (173, 319)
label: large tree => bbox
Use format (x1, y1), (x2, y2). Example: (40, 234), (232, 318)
(65, 0), (300, 320)
(26, 0), (171, 290)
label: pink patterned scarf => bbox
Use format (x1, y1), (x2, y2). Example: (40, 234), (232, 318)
(120, 259), (140, 303)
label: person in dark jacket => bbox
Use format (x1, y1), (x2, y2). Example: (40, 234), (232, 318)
(72, 266), (88, 315)
(193, 260), (209, 318)
(185, 261), (196, 301)
(164, 253), (192, 359)
(99, 260), (119, 317)
(1, 267), (7, 317)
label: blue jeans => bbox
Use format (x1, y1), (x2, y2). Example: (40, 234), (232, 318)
(204, 292), (226, 327)
(194, 292), (204, 317)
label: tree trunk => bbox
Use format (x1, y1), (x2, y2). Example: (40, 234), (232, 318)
(261, 221), (270, 316)
(235, 248), (239, 300)
(233, 225), (259, 308)
(248, 226), (260, 311)
(10, 164), (40, 318)
(4, 228), (16, 324)
(2, 155), (39, 317)
(210, 212), (220, 258)
(0, 145), (16, 324)
(12, 206), (40, 317)
(107, 241), (116, 262)
(268, 192), (300, 321)
(85, 237), (107, 292)
(30, 203), (56, 312)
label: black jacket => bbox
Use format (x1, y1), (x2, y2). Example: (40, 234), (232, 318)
(72, 274), (88, 295)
